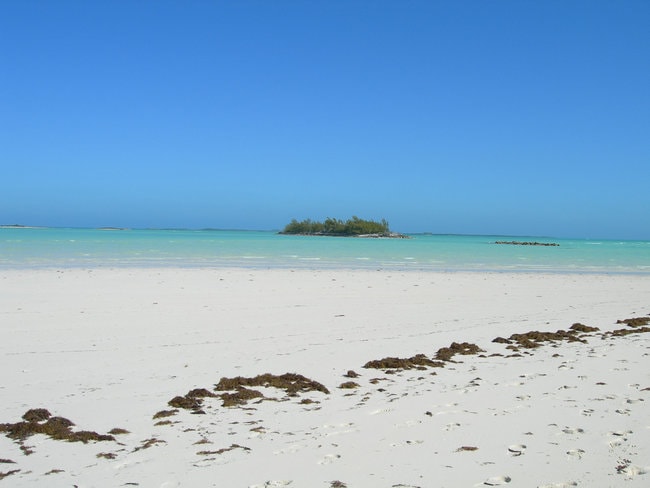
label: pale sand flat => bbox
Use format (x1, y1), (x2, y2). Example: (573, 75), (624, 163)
(1, 268), (649, 487)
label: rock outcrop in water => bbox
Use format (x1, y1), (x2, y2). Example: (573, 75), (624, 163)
(495, 241), (559, 247)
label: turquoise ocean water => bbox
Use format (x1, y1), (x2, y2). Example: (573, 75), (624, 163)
(1, 227), (649, 274)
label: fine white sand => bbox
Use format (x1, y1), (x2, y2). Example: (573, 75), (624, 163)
(1, 268), (649, 487)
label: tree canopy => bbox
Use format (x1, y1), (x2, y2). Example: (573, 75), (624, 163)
(280, 216), (392, 236)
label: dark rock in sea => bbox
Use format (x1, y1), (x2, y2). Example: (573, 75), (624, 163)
(495, 241), (559, 246)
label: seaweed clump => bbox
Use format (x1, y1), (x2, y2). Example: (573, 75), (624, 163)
(0, 469), (20, 480)
(0, 409), (116, 451)
(168, 388), (217, 414)
(493, 329), (587, 351)
(616, 317), (650, 328)
(569, 323), (600, 333)
(214, 373), (330, 407)
(196, 443), (251, 456)
(604, 316), (650, 337)
(606, 326), (650, 337)
(363, 353), (445, 371)
(219, 387), (264, 407)
(435, 342), (485, 362)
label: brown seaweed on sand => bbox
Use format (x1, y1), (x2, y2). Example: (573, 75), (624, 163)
(435, 342), (485, 362)
(456, 445), (479, 452)
(616, 317), (650, 328)
(0, 409), (116, 453)
(219, 387), (264, 407)
(215, 373), (329, 395)
(606, 326), (650, 337)
(569, 323), (600, 333)
(215, 373), (330, 407)
(363, 353), (445, 371)
(168, 388), (217, 413)
(0, 469), (20, 480)
(153, 409), (178, 419)
(496, 329), (588, 351)
(196, 443), (251, 456)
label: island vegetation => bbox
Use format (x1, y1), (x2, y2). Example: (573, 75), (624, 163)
(279, 216), (407, 238)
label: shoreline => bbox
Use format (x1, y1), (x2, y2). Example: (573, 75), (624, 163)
(2, 268), (649, 486)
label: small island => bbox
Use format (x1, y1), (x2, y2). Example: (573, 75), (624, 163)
(279, 216), (408, 238)
(495, 241), (560, 247)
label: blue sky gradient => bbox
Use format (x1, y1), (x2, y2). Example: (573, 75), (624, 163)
(2, 1), (649, 238)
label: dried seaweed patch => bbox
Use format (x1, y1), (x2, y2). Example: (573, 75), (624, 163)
(435, 342), (485, 362)
(220, 387), (264, 407)
(0, 409), (115, 454)
(363, 353), (444, 371)
(168, 387), (218, 412)
(607, 326), (650, 337)
(21, 408), (51, 423)
(500, 329), (586, 350)
(215, 373), (330, 398)
(570, 323), (600, 333)
(153, 409), (178, 419)
(0, 469), (20, 480)
(616, 317), (650, 328)
(456, 446), (479, 452)
(196, 443), (250, 456)
(134, 437), (166, 451)
(97, 452), (117, 459)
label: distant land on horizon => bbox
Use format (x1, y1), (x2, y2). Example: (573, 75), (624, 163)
(1, 224), (648, 242)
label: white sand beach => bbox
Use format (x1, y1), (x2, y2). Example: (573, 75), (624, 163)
(1, 268), (649, 487)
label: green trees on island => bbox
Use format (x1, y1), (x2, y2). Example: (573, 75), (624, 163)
(280, 216), (392, 236)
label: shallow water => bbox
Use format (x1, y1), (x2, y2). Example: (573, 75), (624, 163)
(1, 227), (649, 273)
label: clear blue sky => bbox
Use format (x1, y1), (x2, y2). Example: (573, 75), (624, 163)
(2, 1), (649, 238)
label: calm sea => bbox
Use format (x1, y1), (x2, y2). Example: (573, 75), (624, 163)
(1, 227), (649, 274)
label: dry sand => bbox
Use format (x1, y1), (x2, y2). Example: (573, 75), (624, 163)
(1, 268), (649, 487)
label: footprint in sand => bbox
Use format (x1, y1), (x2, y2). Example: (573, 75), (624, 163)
(561, 427), (584, 435)
(619, 465), (649, 476)
(507, 444), (526, 456)
(369, 408), (392, 415)
(445, 422), (461, 431)
(484, 475), (511, 485)
(626, 398), (644, 404)
(249, 481), (293, 488)
(580, 408), (595, 416)
(609, 429), (632, 437)
(317, 454), (341, 465)
(607, 430), (632, 447)
(566, 449), (585, 459)
(272, 443), (305, 455)
(390, 440), (424, 447)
